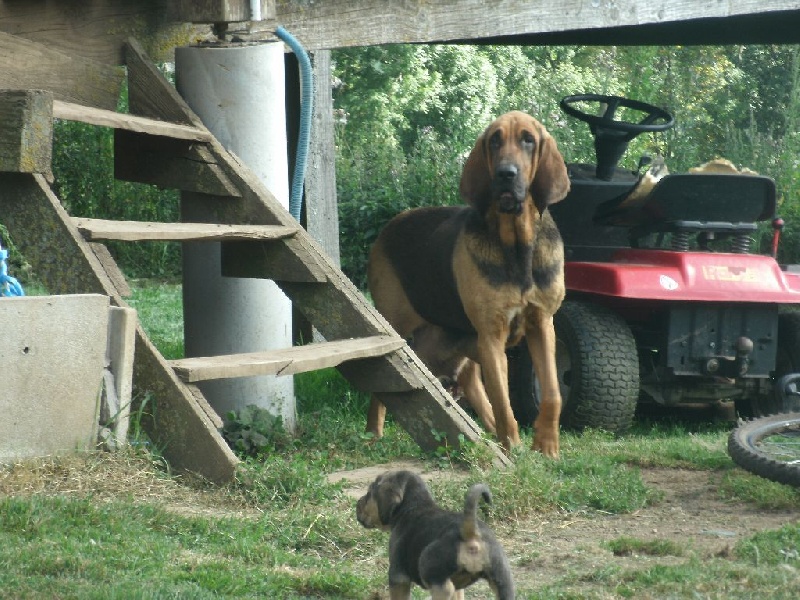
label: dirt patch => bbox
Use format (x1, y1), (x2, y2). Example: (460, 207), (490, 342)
(506, 468), (799, 589)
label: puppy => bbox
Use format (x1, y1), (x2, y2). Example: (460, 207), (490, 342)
(356, 470), (515, 599)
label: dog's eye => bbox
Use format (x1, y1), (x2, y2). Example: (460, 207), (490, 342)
(521, 131), (535, 148)
(489, 130), (503, 150)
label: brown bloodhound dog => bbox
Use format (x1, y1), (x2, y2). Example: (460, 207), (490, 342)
(366, 111), (570, 456)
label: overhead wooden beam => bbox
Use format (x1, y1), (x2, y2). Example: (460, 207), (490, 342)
(0, 0), (204, 65)
(168, 0), (275, 23)
(239, 0), (800, 49)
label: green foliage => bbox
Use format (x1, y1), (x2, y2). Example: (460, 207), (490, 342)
(222, 405), (290, 457)
(334, 44), (800, 288)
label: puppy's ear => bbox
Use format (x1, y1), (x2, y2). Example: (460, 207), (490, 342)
(530, 127), (570, 214)
(459, 130), (491, 209)
(376, 473), (407, 525)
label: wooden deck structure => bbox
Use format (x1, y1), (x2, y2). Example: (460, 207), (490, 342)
(0, 1), (797, 482)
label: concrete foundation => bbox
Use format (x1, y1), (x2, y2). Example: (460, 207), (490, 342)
(0, 294), (129, 462)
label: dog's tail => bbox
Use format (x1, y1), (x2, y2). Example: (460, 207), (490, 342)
(461, 483), (491, 541)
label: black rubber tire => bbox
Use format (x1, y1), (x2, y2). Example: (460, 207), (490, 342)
(508, 300), (640, 433)
(728, 412), (800, 487)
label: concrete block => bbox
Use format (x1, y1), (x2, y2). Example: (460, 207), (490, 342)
(0, 294), (109, 462)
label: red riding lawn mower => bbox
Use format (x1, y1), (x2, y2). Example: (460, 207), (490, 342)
(509, 93), (800, 433)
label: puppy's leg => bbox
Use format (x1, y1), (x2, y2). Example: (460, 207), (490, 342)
(476, 335), (520, 450)
(457, 360), (496, 434)
(388, 582), (412, 600)
(429, 581), (458, 599)
(525, 310), (561, 457)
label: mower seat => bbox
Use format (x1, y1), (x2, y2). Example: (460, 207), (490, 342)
(593, 173), (776, 234)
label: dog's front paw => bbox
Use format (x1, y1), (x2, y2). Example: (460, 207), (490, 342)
(532, 421), (560, 458)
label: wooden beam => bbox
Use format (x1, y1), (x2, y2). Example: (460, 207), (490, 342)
(168, 0), (275, 23)
(170, 335), (406, 382)
(54, 100), (212, 142)
(0, 172), (239, 483)
(0, 90), (53, 177)
(0, 0), (203, 65)
(0, 31), (124, 111)
(115, 130), (241, 197)
(239, 0), (800, 49)
(125, 38), (205, 127)
(75, 218), (298, 242)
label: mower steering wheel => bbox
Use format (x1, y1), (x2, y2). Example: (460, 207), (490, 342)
(560, 94), (674, 139)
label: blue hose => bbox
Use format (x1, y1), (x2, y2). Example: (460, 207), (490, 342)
(275, 26), (314, 222)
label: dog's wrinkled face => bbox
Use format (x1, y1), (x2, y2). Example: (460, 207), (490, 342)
(356, 471), (407, 531)
(486, 117), (537, 214)
(460, 110), (570, 215)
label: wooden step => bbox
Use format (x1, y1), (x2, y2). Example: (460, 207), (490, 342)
(74, 218), (298, 242)
(169, 335), (407, 382)
(53, 99), (212, 142)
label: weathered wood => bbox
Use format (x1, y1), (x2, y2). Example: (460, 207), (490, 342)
(0, 31), (124, 111)
(88, 243), (133, 298)
(222, 240), (328, 283)
(170, 335), (406, 382)
(0, 90), (53, 177)
(115, 129), (241, 197)
(168, 0), (275, 23)
(125, 38), (204, 127)
(0, 1), (202, 65)
(338, 353), (423, 393)
(53, 100), (212, 142)
(75, 218), (297, 242)
(0, 172), (239, 483)
(245, 0), (800, 49)
(304, 50), (341, 266)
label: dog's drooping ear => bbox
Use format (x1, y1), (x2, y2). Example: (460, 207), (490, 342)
(530, 129), (570, 214)
(459, 129), (492, 208)
(374, 472), (407, 525)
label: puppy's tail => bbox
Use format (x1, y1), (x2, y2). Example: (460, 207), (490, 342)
(461, 483), (491, 541)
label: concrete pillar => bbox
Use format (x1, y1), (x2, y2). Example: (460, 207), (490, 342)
(176, 42), (296, 431)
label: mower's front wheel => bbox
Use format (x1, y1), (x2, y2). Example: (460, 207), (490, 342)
(509, 300), (640, 434)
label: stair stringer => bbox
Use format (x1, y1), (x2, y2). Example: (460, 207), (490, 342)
(0, 172), (240, 483)
(123, 39), (508, 465)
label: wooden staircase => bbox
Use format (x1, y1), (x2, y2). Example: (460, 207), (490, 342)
(0, 39), (507, 482)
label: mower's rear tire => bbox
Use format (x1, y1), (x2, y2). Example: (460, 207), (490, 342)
(508, 300), (640, 434)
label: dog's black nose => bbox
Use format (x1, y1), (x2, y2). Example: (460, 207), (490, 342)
(496, 164), (518, 181)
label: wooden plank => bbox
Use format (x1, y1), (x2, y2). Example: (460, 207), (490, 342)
(0, 90), (53, 176)
(222, 239), (328, 283)
(0, 1), (202, 66)
(75, 218), (298, 242)
(240, 0), (800, 49)
(125, 38), (204, 127)
(338, 353), (422, 393)
(115, 129), (241, 197)
(88, 243), (133, 297)
(170, 335), (406, 382)
(168, 0), (275, 23)
(0, 31), (124, 111)
(304, 50), (341, 266)
(0, 172), (239, 483)
(53, 100), (212, 142)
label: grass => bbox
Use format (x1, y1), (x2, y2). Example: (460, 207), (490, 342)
(1, 279), (799, 598)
